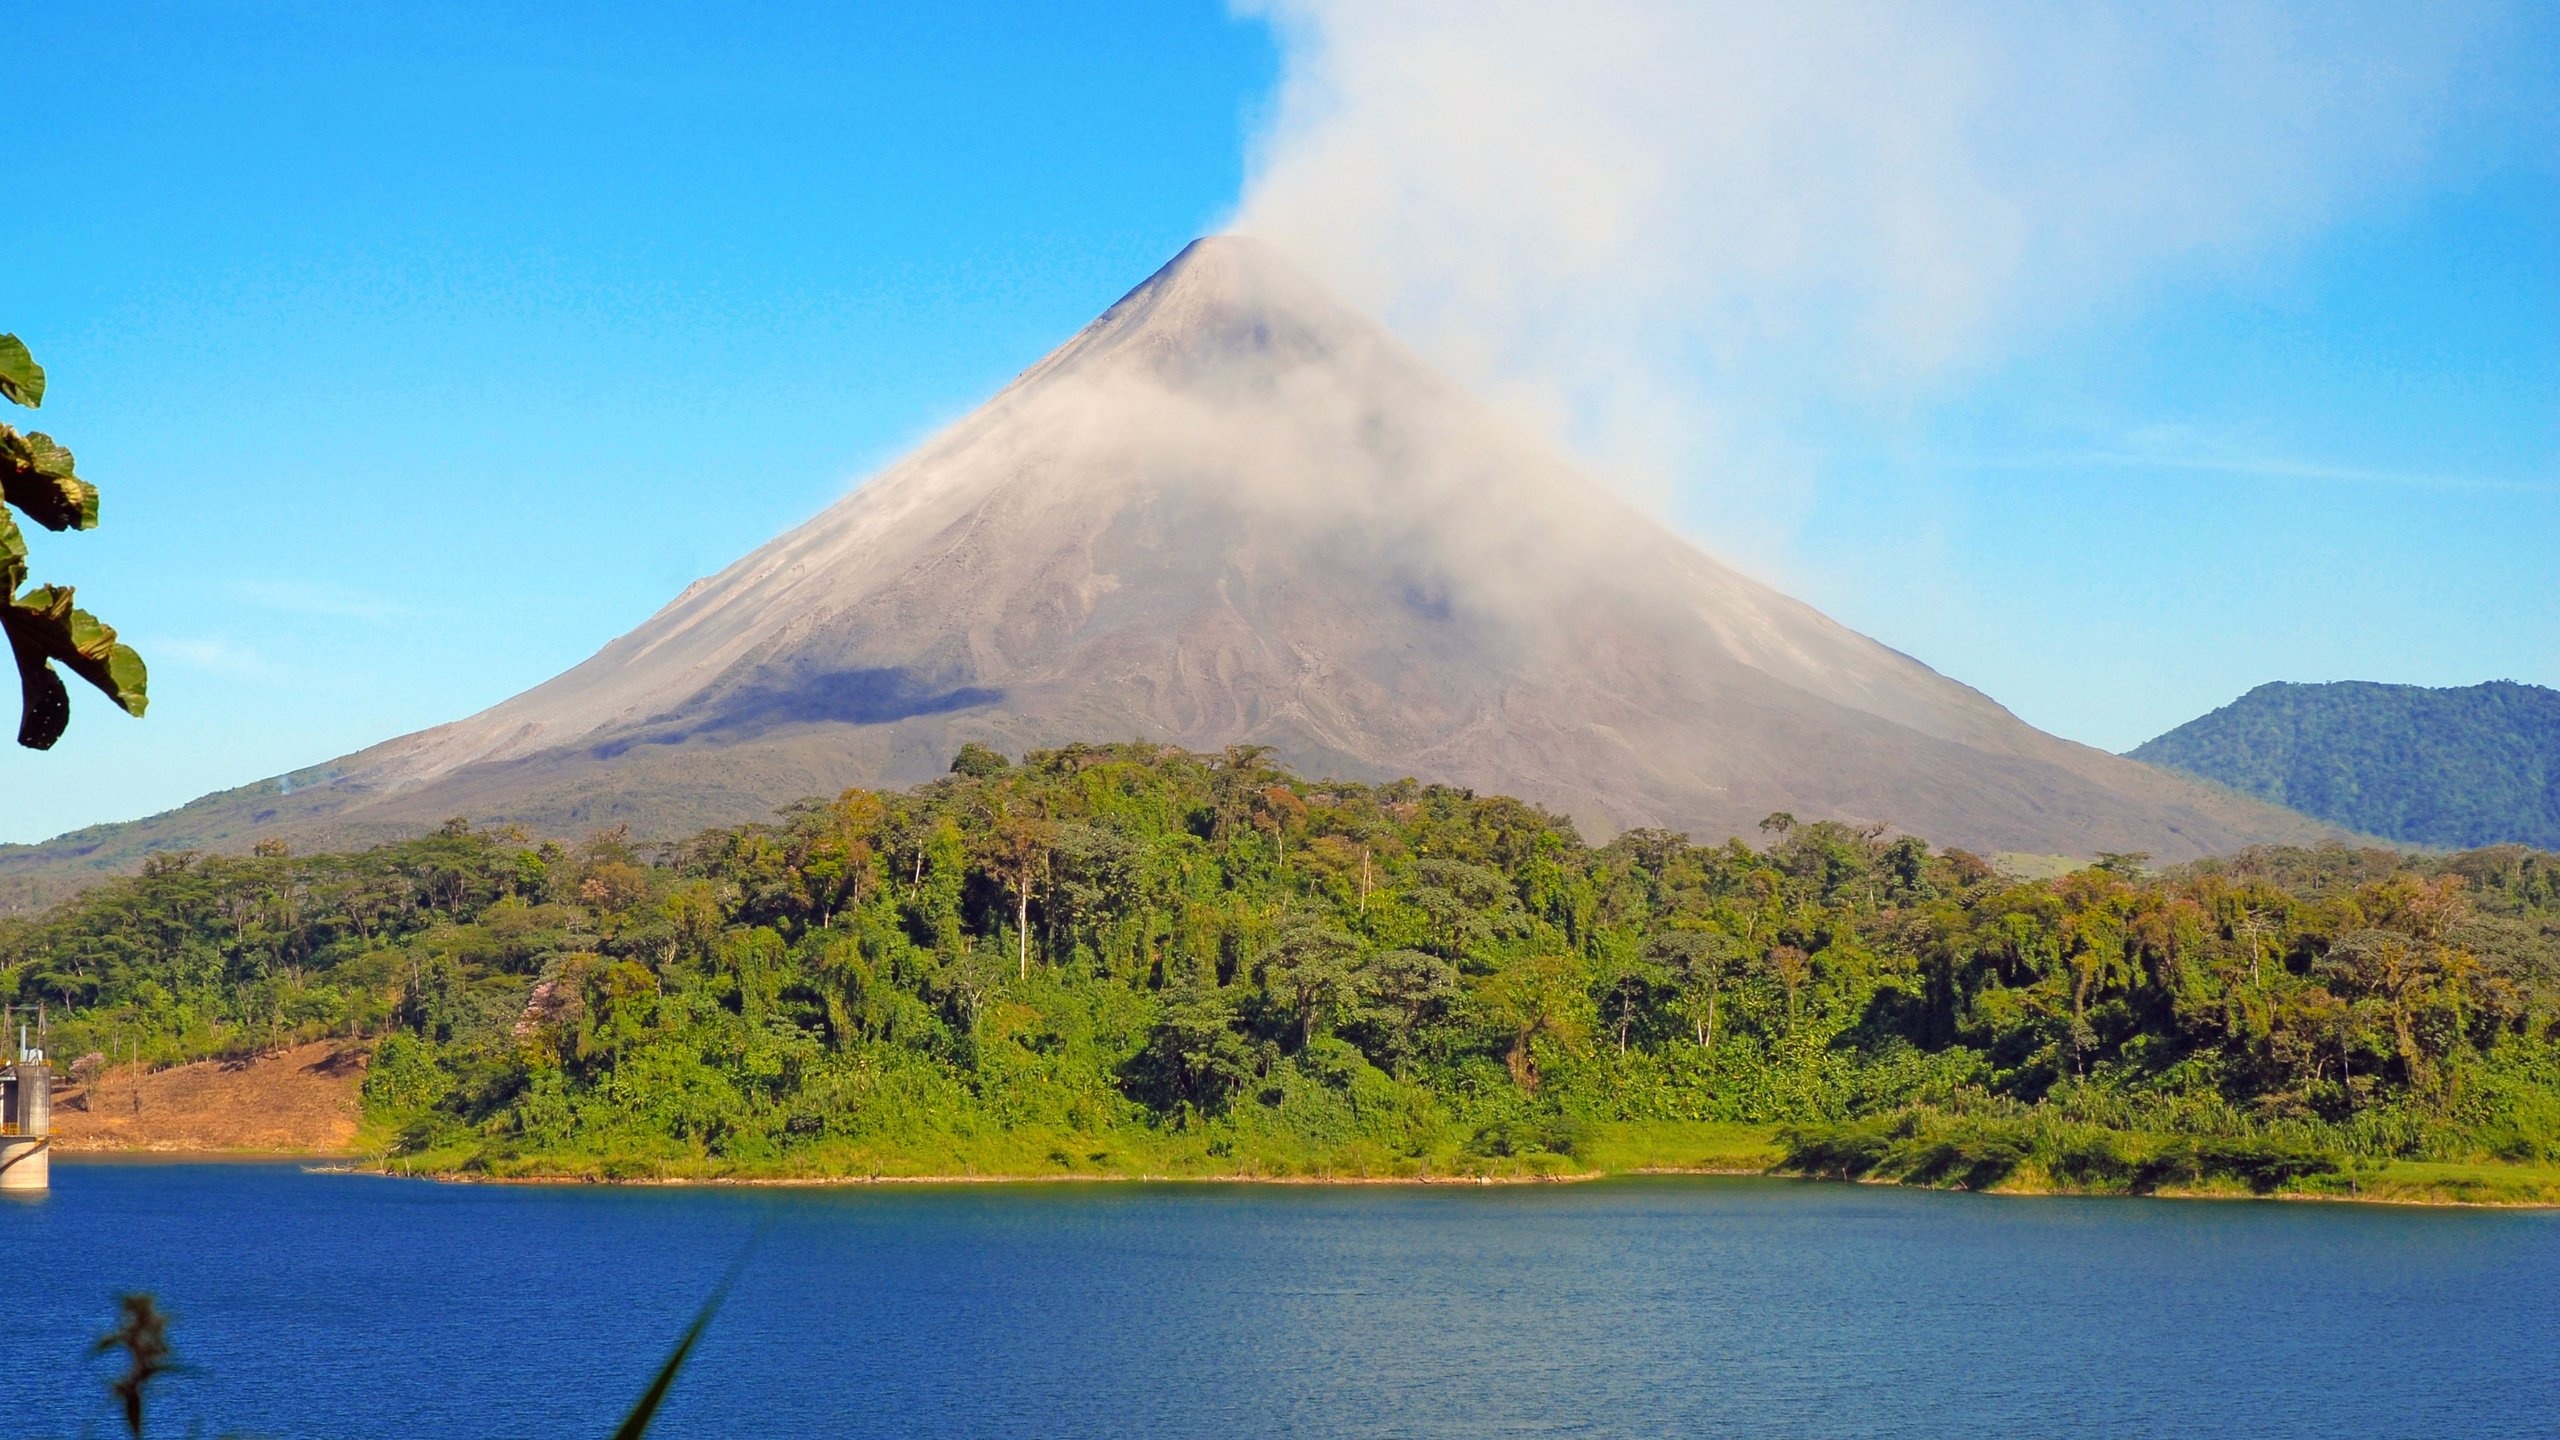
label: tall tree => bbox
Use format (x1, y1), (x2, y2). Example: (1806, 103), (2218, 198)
(979, 811), (1054, 980)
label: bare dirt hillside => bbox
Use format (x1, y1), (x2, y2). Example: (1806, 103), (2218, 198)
(0, 236), (2333, 904)
(51, 1042), (367, 1154)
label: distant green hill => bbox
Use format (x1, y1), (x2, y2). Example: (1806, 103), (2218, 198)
(2129, 680), (2560, 849)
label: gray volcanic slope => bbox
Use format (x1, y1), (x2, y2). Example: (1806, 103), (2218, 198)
(4, 237), (2330, 895)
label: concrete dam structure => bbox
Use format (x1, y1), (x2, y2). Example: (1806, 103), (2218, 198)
(1, 1008), (52, 1192)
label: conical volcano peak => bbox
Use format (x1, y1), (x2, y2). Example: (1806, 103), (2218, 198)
(1142, 232), (1300, 289)
(1117, 234), (1339, 321)
(1051, 233), (1386, 380)
(0, 237), (2339, 892)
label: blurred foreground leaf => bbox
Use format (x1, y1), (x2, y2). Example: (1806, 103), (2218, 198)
(90, 1293), (176, 1439)
(611, 1234), (763, 1439)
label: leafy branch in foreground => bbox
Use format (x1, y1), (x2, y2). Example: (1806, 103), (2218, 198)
(613, 1235), (761, 1439)
(80, 1245), (753, 1439)
(90, 1292), (177, 1439)
(1, 331), (146, 750)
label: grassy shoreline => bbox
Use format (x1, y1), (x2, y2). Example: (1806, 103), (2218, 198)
(117, 1118), (2527, 1206)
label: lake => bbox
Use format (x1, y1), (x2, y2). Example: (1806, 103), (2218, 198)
(6, 1161), (2554, 1438)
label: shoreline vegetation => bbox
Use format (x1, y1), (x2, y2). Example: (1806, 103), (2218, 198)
(376, 1113), (2560, 1205)
(14, 743), (2560, 1211)
(56, 1117), (2560, 1207)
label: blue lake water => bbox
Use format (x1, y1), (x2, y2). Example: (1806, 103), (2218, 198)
(5, 1160), (2555, 1438)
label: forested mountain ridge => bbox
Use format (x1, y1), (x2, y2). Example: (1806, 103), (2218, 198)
(2131, 680), (2560, 850)
(8, 743), (2557, 1193)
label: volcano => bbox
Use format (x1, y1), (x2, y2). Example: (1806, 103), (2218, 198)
(6, 237), (2329, 891)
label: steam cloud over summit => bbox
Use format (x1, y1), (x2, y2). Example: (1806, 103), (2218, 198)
(6, 239), (2328, 885)
(1236, 0), (2515, 553)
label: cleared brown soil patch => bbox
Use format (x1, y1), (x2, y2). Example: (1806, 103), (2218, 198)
(52, 1041), (367, 1154)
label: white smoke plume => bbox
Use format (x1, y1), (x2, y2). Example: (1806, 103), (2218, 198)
(1232, 0), (2527, 563)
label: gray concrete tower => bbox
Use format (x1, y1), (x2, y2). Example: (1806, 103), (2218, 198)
(0, 1007), (52, 1192)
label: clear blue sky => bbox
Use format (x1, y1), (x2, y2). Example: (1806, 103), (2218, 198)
(1775, 163), (2558, 752)
(6, 2), (2554, 843)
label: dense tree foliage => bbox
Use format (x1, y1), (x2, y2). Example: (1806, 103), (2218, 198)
(9, 744), (2560, 1181)
(2132, 679), (2560, 850)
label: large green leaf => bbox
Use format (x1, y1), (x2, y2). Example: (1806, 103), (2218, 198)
(0, 334), (41, 408)
(12, 641), (68, 751)
(1, 582), (148, 750)
(0, 423), (97, 531)
(0, 329), (142, 753)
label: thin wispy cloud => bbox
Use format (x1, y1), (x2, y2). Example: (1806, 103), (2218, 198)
(233, 578), (420, 621)
(1945, 438), (2555, 496)
(2068, 452), (2552, 497)
(146, 635), (290, 681)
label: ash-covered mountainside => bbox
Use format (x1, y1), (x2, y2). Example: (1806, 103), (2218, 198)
(2132, 680), (2560, 850)
(4, 237), (2330, 898)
